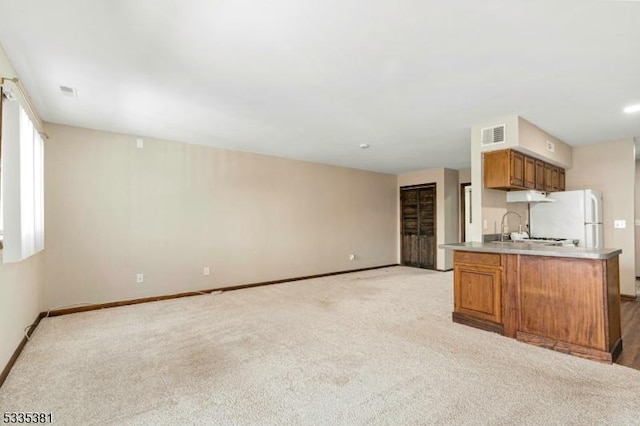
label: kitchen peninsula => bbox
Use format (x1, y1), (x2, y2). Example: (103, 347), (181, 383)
(440, 242), (623, 363)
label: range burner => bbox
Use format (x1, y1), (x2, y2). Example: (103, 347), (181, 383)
(518, 237), (578, 246)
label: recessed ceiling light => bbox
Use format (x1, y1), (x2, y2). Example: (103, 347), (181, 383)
(359, 143), (370, 149)
(58, 85), (77, 99)
(623, 104), (640, 113)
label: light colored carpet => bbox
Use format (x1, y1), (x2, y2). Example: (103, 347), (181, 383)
(1, 266), (639, 425)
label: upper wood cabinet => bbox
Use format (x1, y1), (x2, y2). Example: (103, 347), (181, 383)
(551, 167), (560, 191)
(543, 163), (554, 191)
(558, 169), (565, 191)
(510, 150), (524, 187)
(534, 160), (545, 190)
(543, 165), (565, 192)
(484, 148), (566, 191)
(523, 156), (535, 189)
(483, 149), (523, 190)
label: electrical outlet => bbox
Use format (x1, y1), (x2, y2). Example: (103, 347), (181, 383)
(204, 267), (210, 276)
(136, 138), (144, 149)
(349, 254), (356, 261)
(614, 220), (626, 229)
(136, 273), (144, 284)
(546, 141), (555, 153)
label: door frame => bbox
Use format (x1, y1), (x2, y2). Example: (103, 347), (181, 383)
(400, 182), (437, 269)
(460, 182), (471, 242)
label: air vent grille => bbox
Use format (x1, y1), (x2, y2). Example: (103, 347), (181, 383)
(59, 85), (77, 98)
(481, 124), (506, 145)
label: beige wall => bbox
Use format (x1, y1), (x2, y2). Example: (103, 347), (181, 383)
(566, 139), (636, 296)
(482, 189), (528, 237)
(0, 44), (44, 372)
(0, 252), (43, 375)
(397, 167), (459, 270)
(636, 160), (640, 279)
(458, 168), (470, 185)
(518, 117), (572, 168)
(42, 124), (399, 308)
(444, 168), (460, 267)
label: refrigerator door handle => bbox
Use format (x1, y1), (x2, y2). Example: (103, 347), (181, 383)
(588, 192), (601, 223)
(585, 223), (600, 248)
(586, 225), (593, 248)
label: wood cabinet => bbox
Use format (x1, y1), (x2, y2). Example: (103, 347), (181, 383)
(558, 169), (565, 191)
(551, 166), (559, 191)
(510, 150), (524, 187)
(544, 165), (564, 192)
(517, 255), (621, 362)
(534, 160), (545, 190)
(523, 156), (535, 189)
(483, 149), (524, 190)
(484, 148), (566, 192)
(543, 163), (553, 191)
(453, 251), (502, 327)
(450, 249), (622, 363)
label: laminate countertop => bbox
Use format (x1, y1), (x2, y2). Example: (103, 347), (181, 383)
(439, 242), (621, 260)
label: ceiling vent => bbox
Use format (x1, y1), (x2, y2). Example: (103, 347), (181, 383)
(58, 85), (77, 98)
(480, 124), (506, 146)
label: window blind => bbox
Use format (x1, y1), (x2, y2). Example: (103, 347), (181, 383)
(1, 99), (44, 262)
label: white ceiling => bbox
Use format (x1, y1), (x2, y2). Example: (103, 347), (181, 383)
(0, 0), (639, 173)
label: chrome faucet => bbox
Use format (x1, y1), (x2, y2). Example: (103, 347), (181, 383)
(500, 211), (522, 242)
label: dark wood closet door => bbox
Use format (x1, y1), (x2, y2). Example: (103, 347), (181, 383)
(401, 185), (436, 270)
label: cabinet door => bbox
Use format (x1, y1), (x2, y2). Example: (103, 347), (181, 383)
(535, 160), (545, 190)
(543, 163), (553, 191)
(551, 167), (560, 191)
(523, 156), (535, 189)
(509, 150), (524, 187)
(558, 169), (565, 191)
(483, 150), (510, 189)
(454, 264), (502, 323)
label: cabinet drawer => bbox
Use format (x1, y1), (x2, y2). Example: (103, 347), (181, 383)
(455, 251), (501, 267)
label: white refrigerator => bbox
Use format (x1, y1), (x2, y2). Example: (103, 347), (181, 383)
(529, 189), (604, 248)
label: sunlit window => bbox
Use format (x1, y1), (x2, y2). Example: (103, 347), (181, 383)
(0, 86), (44, 262)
